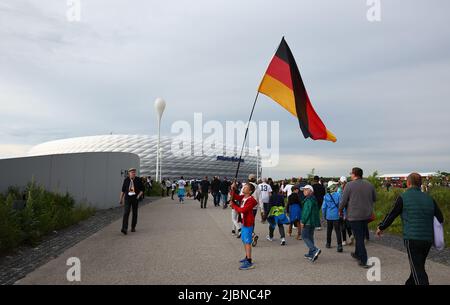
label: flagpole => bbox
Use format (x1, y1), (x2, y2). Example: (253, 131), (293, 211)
(234, 91), (260, 180)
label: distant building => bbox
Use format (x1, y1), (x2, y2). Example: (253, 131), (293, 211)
(27, 135), (259, 180)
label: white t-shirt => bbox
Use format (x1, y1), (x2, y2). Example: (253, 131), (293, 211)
(177, 180), (186, 189)
(284, 184), (294, 197)
(171, 183), (177, 190)
(258, 182), (272, 203)
(165, 180), (172, 188)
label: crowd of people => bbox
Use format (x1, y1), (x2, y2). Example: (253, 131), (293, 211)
(119, 167), (445, 285)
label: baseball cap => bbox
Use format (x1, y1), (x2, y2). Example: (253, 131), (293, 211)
(339, 176), (347, 183)
(300, 185), (314, 192)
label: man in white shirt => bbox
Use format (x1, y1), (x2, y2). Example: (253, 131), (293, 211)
(258, 178), (273, 223)
(283, 180), (295, 198)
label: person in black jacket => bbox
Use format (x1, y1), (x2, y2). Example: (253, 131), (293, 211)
(199, 176), (211, 208)
(220, 177), (230, 209)
(211, 176), (221, 207)
(312, 175), (326, 231)
(119, 168), (144, 235)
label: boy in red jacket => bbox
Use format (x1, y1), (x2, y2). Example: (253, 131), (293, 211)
(230, 182), (258, 270)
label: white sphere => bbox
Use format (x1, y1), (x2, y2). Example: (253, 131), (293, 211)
(154, 97), (166, 117)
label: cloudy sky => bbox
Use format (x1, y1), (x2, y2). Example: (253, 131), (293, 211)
(1, 0), (449, 178)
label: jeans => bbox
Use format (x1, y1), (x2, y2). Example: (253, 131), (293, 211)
(349, 220), (368, 264)
(213, 192), (221, 206)
(122, 197), (138, 231)
(302, 225), (317, 255)
(326, 220), (342, 246)
(221, 192), (228, 207)
(404, 239), (432, 285)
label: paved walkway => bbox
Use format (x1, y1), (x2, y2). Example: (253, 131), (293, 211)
(17, 196), (450, 285)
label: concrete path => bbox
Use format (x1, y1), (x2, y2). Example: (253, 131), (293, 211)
(17, 196), (450, 285)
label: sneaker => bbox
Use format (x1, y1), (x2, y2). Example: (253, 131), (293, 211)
(239, 260), (255, 270)
(121, 229), (127, 235)
(239, 257), (248, 263)
(304, 254), (313, 260)
(311, 249), (322, 263)
(266, 235), (273, 242)
(280, 238), (286, 246)
(252, 235), (259, 247)
(232, 230), (236, 235)
(342, 241), (347, 246)
(326, 244), (331, 249)
(337, 246), (343, 253)
(131, 228), (136, 233)
(316, 227), (322, 231)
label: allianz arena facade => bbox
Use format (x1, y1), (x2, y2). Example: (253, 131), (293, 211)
(27, 135), (259, 180)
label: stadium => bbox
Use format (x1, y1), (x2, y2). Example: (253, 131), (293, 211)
(27, 135), (260, 180)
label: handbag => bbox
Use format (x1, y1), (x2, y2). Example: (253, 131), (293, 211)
(433, 216), (445, 251)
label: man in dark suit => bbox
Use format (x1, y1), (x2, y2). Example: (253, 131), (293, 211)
(120, 168), (144, 235)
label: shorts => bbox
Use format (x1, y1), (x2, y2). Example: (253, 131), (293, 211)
(241, 226), (254, 245)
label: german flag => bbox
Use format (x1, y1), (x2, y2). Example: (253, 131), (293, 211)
(258, 37), (336, 142)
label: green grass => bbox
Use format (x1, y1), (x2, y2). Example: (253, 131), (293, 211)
(0, 182), (95, 255)
(369, 187), (450, 247)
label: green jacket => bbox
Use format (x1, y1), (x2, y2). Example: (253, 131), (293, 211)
(301, 195), (321, 227)
(401, 187), (434, 241)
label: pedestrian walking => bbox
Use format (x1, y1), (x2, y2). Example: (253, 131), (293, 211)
(119, 168), (144, 235)
(199, 176), (211, 208)
(220, 177), (230, 209)
(258, 178), (273, 223)
(339, 167), (376, 268)
(287, 186), (302, 240)
(376, 173), (444, 285)
(322, 182), (343, 252)
(211, 176), (221, 207)
(165, 179), (172, 197)
(312, 175), (326, 231)
(300, 185), (322, 262)
(171, 181), (176, 200)
(177, 176), (186, 203)
(265, 184), (287, 246)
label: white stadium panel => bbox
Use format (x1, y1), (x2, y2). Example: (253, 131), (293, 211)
(27, 135), (259, 180)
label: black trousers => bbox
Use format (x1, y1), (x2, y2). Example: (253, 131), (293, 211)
(326, 220), (342, 246)
(349, 220), (368, 264)
(200, 192), (208, 208)
(340, 218), (353, 241)
(122, 197), (138, 231)
(404, 239), (432, 285)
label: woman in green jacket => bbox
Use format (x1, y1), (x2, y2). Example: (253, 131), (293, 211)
(301, 185), (322, 262)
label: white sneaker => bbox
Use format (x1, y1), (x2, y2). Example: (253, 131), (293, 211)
(316, 227), (322, 231)
(266, 235), (273, 242)
(280, 238), (286, 246)
(342, 241), (347, 246)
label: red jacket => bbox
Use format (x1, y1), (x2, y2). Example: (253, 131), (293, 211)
(230, 191), (258, 227)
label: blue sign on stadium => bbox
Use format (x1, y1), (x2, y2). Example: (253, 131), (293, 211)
(216, 156), (245, 163)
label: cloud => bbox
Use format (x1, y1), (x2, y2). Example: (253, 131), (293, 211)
(1, 0), (449, 177)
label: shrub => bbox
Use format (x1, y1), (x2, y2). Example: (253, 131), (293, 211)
(0, 182), (94, 255)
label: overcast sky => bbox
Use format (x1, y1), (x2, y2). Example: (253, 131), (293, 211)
(1, 0), (449, 178)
